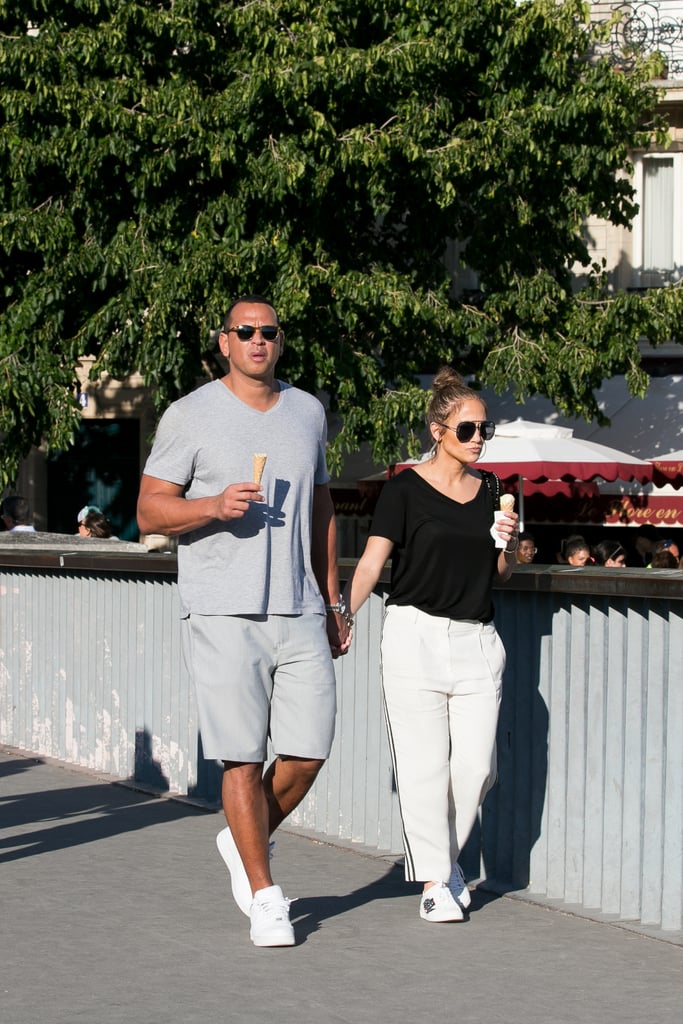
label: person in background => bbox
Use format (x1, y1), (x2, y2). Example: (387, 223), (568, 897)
(343, 367), (518, 926)
(652, 538), (679, 563)
(561, 535), (592, 566)
(593, 539), (627, 567)
(631, 525), (657, 567)
(78, 507), (114, 539)
(650, 548), (678, 569)
(1, 496), (36, 532)
(516, 532), (537, 564)
(77, 504), (101, 528)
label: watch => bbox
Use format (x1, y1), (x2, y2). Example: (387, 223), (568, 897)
(325, 597), (354, 628)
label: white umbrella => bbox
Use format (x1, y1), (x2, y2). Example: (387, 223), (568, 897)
(477, 419), (654, 482)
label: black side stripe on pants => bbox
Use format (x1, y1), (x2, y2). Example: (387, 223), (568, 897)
(381, 684), (416, 881)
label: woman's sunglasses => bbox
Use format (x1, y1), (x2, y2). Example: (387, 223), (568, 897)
(437, 420), (496, 443)
(225, 324), (281, 341)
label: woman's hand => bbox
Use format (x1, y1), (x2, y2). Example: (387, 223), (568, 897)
(494, 510), (519, 551)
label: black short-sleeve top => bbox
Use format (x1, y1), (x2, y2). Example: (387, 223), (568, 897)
(369, 468), (499, 622)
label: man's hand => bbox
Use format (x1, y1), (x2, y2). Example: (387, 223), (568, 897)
(215, 482), (264, 520)
(137, 475), (264, 536)
(326, 610), (352, 659)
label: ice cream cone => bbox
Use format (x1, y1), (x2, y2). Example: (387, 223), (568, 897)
(500, 493), (515, 513)
(253, 453), (267, 485)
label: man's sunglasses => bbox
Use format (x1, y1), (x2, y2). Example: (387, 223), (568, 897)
(437, 420), (496, 443)
(225, 324), (281, 341)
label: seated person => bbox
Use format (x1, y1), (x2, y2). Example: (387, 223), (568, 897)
(1, 495), (36, 533)
(631, 525), (657, 567)
(593, 540), (626, 567)
(560, 535), (592, 567)
(650, 549), (678, 569)
(652, 538), (679, 563)
(516, 532), (537, 564)
(77, 506), (114, 539)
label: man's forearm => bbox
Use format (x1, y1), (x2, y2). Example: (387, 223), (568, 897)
(137, 491), (218, 536)
(311, 486), (340, 602)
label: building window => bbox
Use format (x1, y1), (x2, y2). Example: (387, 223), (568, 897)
(632, 153), (683, 287)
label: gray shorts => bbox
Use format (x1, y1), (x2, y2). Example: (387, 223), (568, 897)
(181, 613), (337, 762)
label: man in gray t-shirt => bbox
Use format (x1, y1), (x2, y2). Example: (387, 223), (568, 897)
(137, 295), (350, 948)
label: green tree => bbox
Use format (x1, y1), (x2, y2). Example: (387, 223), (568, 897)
(0, 0), (680, 485)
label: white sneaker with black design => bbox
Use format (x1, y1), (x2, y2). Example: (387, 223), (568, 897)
(250, 884), (295, 947)
(448, 861), (472, 910)
(419, 882), (465, 923)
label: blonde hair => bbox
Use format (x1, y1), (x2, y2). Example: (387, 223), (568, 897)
(426, 367), (486, 427)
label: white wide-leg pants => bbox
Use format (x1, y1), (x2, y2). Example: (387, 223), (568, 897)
(381, 604), (505, 883)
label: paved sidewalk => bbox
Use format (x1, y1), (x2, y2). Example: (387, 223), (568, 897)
(1, 749), (680, 1024)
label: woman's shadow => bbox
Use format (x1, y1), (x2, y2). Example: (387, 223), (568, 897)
(289, 861), (418, 942)
(289, 861), (501, 943)
(461, 591), (550, 891)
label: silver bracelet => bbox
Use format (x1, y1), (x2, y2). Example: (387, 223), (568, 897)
(505, 536), (519, 554)
(325, 597), (354, 628)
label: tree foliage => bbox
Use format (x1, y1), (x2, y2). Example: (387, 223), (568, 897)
(0, 0), (680, 484)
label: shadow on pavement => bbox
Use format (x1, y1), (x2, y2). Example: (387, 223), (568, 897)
(290, 861), (503, 942)
(0, 756), (204, 863)
(0, 756), (45, 777)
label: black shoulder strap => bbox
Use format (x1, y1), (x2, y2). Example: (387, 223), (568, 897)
(480, 470), (501, 516)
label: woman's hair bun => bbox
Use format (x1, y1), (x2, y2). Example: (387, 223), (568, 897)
(432, 366), (466, 393)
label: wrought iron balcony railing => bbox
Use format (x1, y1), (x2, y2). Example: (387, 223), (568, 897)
(592, 1), (683, 77)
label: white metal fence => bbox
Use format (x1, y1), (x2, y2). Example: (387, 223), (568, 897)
(1, 553), (681, 932)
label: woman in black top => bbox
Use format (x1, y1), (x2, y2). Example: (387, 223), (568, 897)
(344, 368), (518, 923)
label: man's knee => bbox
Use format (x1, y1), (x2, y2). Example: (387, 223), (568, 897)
(222, 760), (265, 785)
(281, 754), (324, 769)
(279, 755), (325, 783)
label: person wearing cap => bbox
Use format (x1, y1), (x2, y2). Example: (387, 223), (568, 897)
(77, 506), (114, 539)
(649, 537), (680, 569)
(653, 538), (679, 562)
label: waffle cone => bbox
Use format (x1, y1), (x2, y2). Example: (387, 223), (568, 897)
(253, 453), (267, 485)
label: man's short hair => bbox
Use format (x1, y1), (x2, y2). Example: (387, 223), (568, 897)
(222, 294), (276, 331)
(1, 495), (31, 525)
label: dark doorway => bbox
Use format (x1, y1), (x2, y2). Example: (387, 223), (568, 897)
(47, 419), (140, 540)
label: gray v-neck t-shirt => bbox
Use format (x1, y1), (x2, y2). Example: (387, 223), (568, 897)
(143, 379), (330, 617)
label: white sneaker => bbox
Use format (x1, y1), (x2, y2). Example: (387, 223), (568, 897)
(216, 827), (252, 916)
(448, 861), (472, 910)
(419, 882), (465, 923)
(250, 885), (295, 947)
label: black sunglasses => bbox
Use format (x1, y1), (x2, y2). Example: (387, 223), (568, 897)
(437, 420), (496, 443)
(225, 324), (281, 341)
